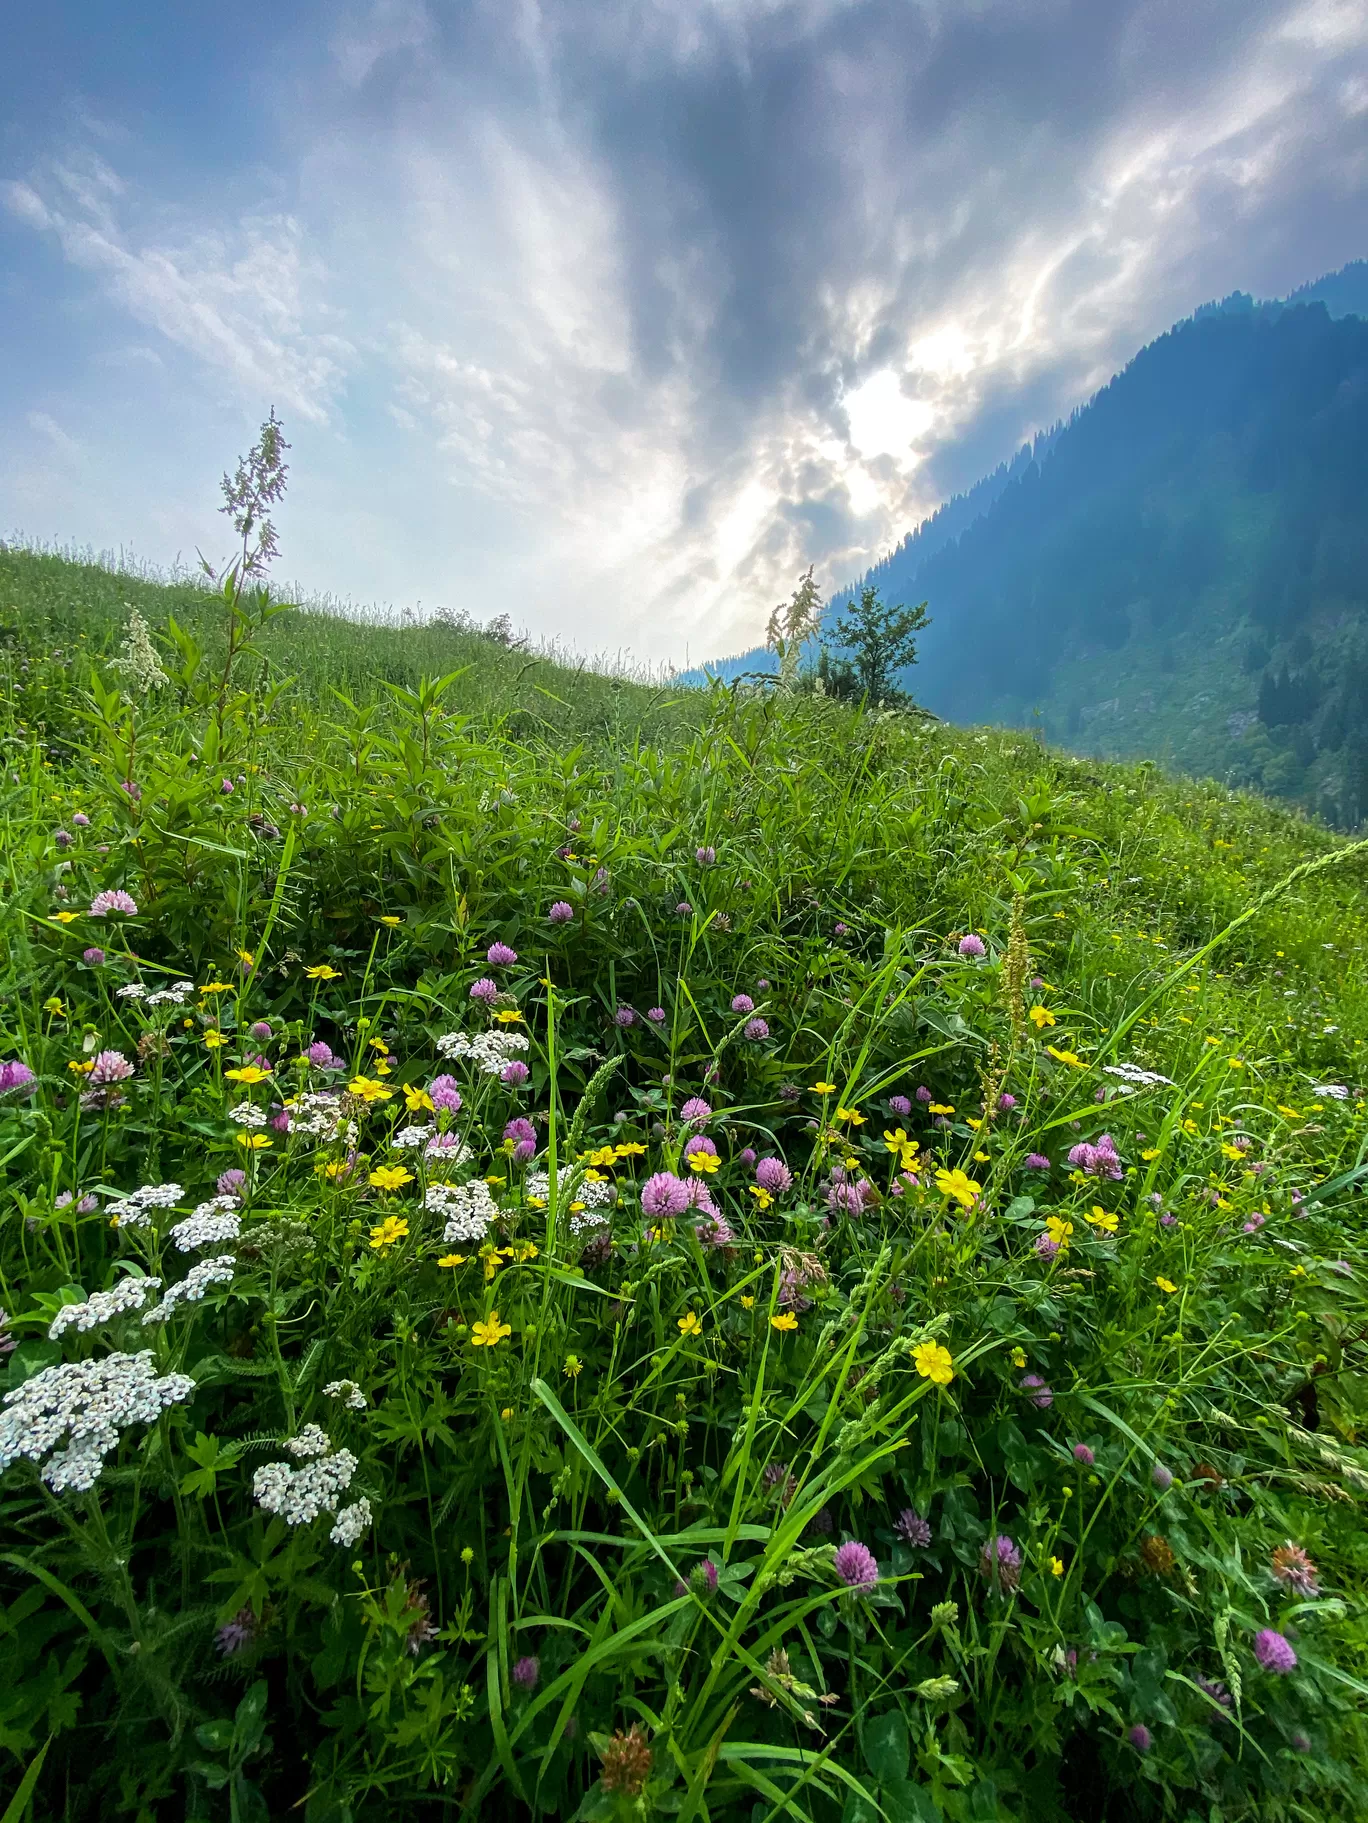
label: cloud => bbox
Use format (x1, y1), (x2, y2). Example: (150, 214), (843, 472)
(26, 411), (83, 458)
(3, 0), (1366, 662)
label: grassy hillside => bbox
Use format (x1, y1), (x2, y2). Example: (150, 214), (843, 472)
(2, 551), (1368, 1821)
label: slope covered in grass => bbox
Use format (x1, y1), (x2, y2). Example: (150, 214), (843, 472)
(2, 557), (1367, 1821)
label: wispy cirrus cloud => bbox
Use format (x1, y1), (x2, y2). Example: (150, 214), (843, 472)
(2, 0), (1365, 662)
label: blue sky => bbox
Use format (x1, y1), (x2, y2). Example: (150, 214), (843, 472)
(3, 0), (1366, 666)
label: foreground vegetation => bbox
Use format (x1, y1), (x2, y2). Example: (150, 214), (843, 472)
(2, 510), (1368, 1821)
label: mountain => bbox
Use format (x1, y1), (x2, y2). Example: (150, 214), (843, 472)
(692, 263), (1368, 826)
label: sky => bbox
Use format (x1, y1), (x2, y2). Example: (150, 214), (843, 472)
(2, 1), (1366, 669)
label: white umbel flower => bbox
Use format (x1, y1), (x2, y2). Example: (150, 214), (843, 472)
(169, 1198), (242, 1253)
(435, 1030), (530, 1075)
(0, 1350), (195, 1490)
(227, 1101), (268, 1128)
(141, 1255), (235, 1323)
(49, 1277), (163, 1339)
(324, 1379), (368, 1411)
(285, 1424), (333, 1460)
(329, 1496), (373, 1547)
(426, 1179), (497, 1243)
(1103, 1063), (1175, 1089)
(253, 1448), (358, 1524)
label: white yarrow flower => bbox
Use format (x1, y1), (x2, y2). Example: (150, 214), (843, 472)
(329, 1496), (373, 1547)
(0, 1350), (195, 1490)
(48, 1277), (163, 1339)
(141, 1255), (235, 1323)
(324, 1379), (368, 1411)
(169, 1198), (242, 1253)
(253, 1449), (358, 1525)
(285, 1424), (333, 1460)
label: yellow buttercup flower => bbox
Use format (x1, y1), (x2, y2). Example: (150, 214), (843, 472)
(379, 915), (402, 926)
(1086, 1205), (1119, 1235)
(835, 1106), (865, 1125)
(373, 1057), (394, 1076)
(740, 1295), (755, 1309)
(1141, 1147), (1161, 1161)
(1010, 1346), (1027, 1368)
(1048, 1556), (1065, 1578)
(204, 1030), (229, 1050)
(405, 1085), (435, 1113)
(614, 1141), (647, 1157)
(225, 1065), (271, 1085)
(200, 982), (233, 995)
(1028, 1005), (1056, 1029)
(912, 1341), (955, 1385)
(812, 1081), (836, 1095)
(935, 1167), (982, 1210)
(678, 1311), (704, 1337)
(770, 1312), (799, 1332)
(563, 1355), (583, 1378)
(479, 1244), (503, 1282)
(884, 1127), (911, 1154)
(928, 1102), (955, 1116)
(1155, 1276), (1177, 1294)
(687, 1150), (721, 1174)
(51, 912), (81, 925)
(438, 1253), (467, 1267)
(470, 1309), (512, 1347)
(1046, 1046), (1085, 1068)
(348, 1076), (393, 1103)
(369, 1165), (414, 1192)
(369, 1215), (409, 1248)
(1045, 1216), (1074, 1247)
(44, 997), (66, 1016)
(236, 1132), (272, 1150)
(749, 1185), (774, 1210)
(237, 949), (255, 967)
(495, 1009), (524, 1024)
(502, 1241), (538, 1263)
(305, 964), (342, 981)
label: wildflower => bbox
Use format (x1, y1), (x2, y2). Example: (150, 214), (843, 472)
(770, 1312), (798, 1332)
(755, 1157), (793, 1193)
(305, 964), (342, 981)
(1155, 1276), (1177, 1294)
(1253, 1629), (1297, 1673)
(225, 1065), (271, 1085)
(1025, 1153), (1051, 1171)
(368, 1216), (410, 1249)
(912, 1341), (955, 1385)
(678, 1312), (704, 1337)
(89, 1049), (134, 1085)
(731, 993), (755, 1014)
(494, 1009), (524, 1024)
(744, 1017), (770, 1041)
(253, 1448), (358, 1525)
(330, 1497), (373, 1547)
(979, 1534), (1022, 1593)
(428, 1075), (462, 1113)
(369, 1166), (414, 1193)
(598, 1724), (653, 1797)
(1068, 1134), (1122, 1179)
(470, 1310), (513, 1347)
(684, 1142), (720, 1176)
(740, 1295), (755, 1309)
(438, 1254), (466, 1268)
(835, 1105), (865, 1125)
(215, 1606), (257, 1656)
(642, 1173), (690, 1218)
(1047, 1047), (1085, 1068)
(548, 902), (574, 924)
(1028, 1005), (1056, 1029)
(646, 1006), (666, 1023)
(502, 1060), (530, 1086)
(1271, 1543), (1319, 1597)
(1048, 1555), (1065, 1576)
(1127, 1725), (1152, 1754)
(613, 1005), (636, 1027)
(834, 1540), (879, 1588)
(512, 1655), (540, 1691)
(324, 1379), (368, 1410)
(1035, 1234), (1060, 1262)
(1152, 1463), (1173, 1492)
(895, 1509), (932, 1547)
(935, 1168), (981, 1210)
(695, 846), (716, 866)
(72, 812), (90, 828)
(812, 1081), (836, 1096)
(1085, 1206), (1119, 1235)
(348, 1076), (393, 1103)
(0, 1060), (37, 1096)
(1140, 1534), (1176, 1576)
(486, 941), (517, 966)
(49, 1277), (163, 1338)
(999, 1093), (1017, 1109)
(217, 1169), (247, 1198)
(679, 1096), (712, 1125)
(1073, 1444), (1095, 1465)
(958, 934), (986, 958)
(1196, 1675), (1232, 1711)
(0, 1350), (196, 1492)
(562, 1354), (583, 1379)
(235, 1133), (272, 1150)
(82, 946), (106, 965)
(674, 902), (693, 917)
(469, 978), (499, 1004)
(170, 1199), (241, 1253)
(1019, 1374), (1053, 1408)
(928, 1102), (955, 1116)
(833, 920), (849, 936)
(89, 889), (138, 917)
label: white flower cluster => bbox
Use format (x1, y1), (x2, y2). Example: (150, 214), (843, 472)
(285, 1424), (333, 1459)
(1312, 1083), (1351, 1100)
(435, 1030), (530, 1075)
(227, 1101), (268, 1128)
(141, 1255), (235, 1323)
(116, 981), (195, 1007)
(107, 1183), (184, 1230)
(324, 1379), (368, 1411)
(169, 1197), (242, 1253)
(427, 1179), (497, 1243)
(425, 1133), (473, 1166)
(329, 1496), (373, 1547)
(49, 1276), (163, 1339)
(0, 1350), (196, 1493)
(1103, 1063), (1175, 1089)
(253, 1447), (358, 1525)
(525, 1169), (616, 1231)
(290, 1092), (349, 1141)
(392, 1122), (434, 1151)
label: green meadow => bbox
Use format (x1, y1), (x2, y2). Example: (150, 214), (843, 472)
(2, 512), (1367, 1821)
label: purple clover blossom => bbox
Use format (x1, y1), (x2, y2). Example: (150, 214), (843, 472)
(894, 1509), (932, 1547)
(89, 1050), (134, 1085)
(1035, 1234), (1060, 1262)
(755, 1157), (793, 1193)
(695, 846), (716, 866)
(469, 978), (499, 1005)
(430, 1075), (463, 1113)
(738, 1147), (757, 1168)
(1254, 1629), (1297, 1674)
(72, 812), (90, 828)
(487, 941), (518, 967)
(270, 1108), (291, 1133)
(89, 889), (138, 917)
(504, 1117), (536, 1147)
(502, 1060), (530, 1087)
(833, 921), (849, 937)
(826, 1180), (866, 1217)
(1019, 1374), (1053, 1409)
(675, 901), (693, 917)
(215, 1606), (256, 1656)
(999, 1092), (1017, 1110)
(217, 1169), (247, 1198)
(684, 1135), (718, 1160)
(1127, 1725), (1152, 1754)
(958, 934), (986, 958)
(641, 1173), (690, 1218)
(731, 993), (755, 1014)
(689, 1559), (719, 1595)
(833, 1541), (879, 1588)
(548, 902), (574, 924)
(1067, 1134), (1123, 1179)
(916, 1085), (932, 1104)
(1072, 1444), (1095, 1465)
(512, 1656), (540, 1690)
(646, 1006), (666, 1023)
(220, 778), (234, 795)
(0, 1060), (37, 1096)
(979, 1534), (1023, 1593)
(744, 1017), (770, 1041)
(1196, 1675), (1233, 1711)
(54, 828), (73, 849)
(1025, 1153), (1051, 1170)
(679, 1097), (711, 1126)
(613, 1006), (636, 1028)
(249, 1021), (273, 1041)
(121, 780), (141, 801)
(307, 1040), (338, 1068)
(888, 1095), (912, 1117)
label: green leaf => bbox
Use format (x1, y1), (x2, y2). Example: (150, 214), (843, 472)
(863, 1709), (910, 1785)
